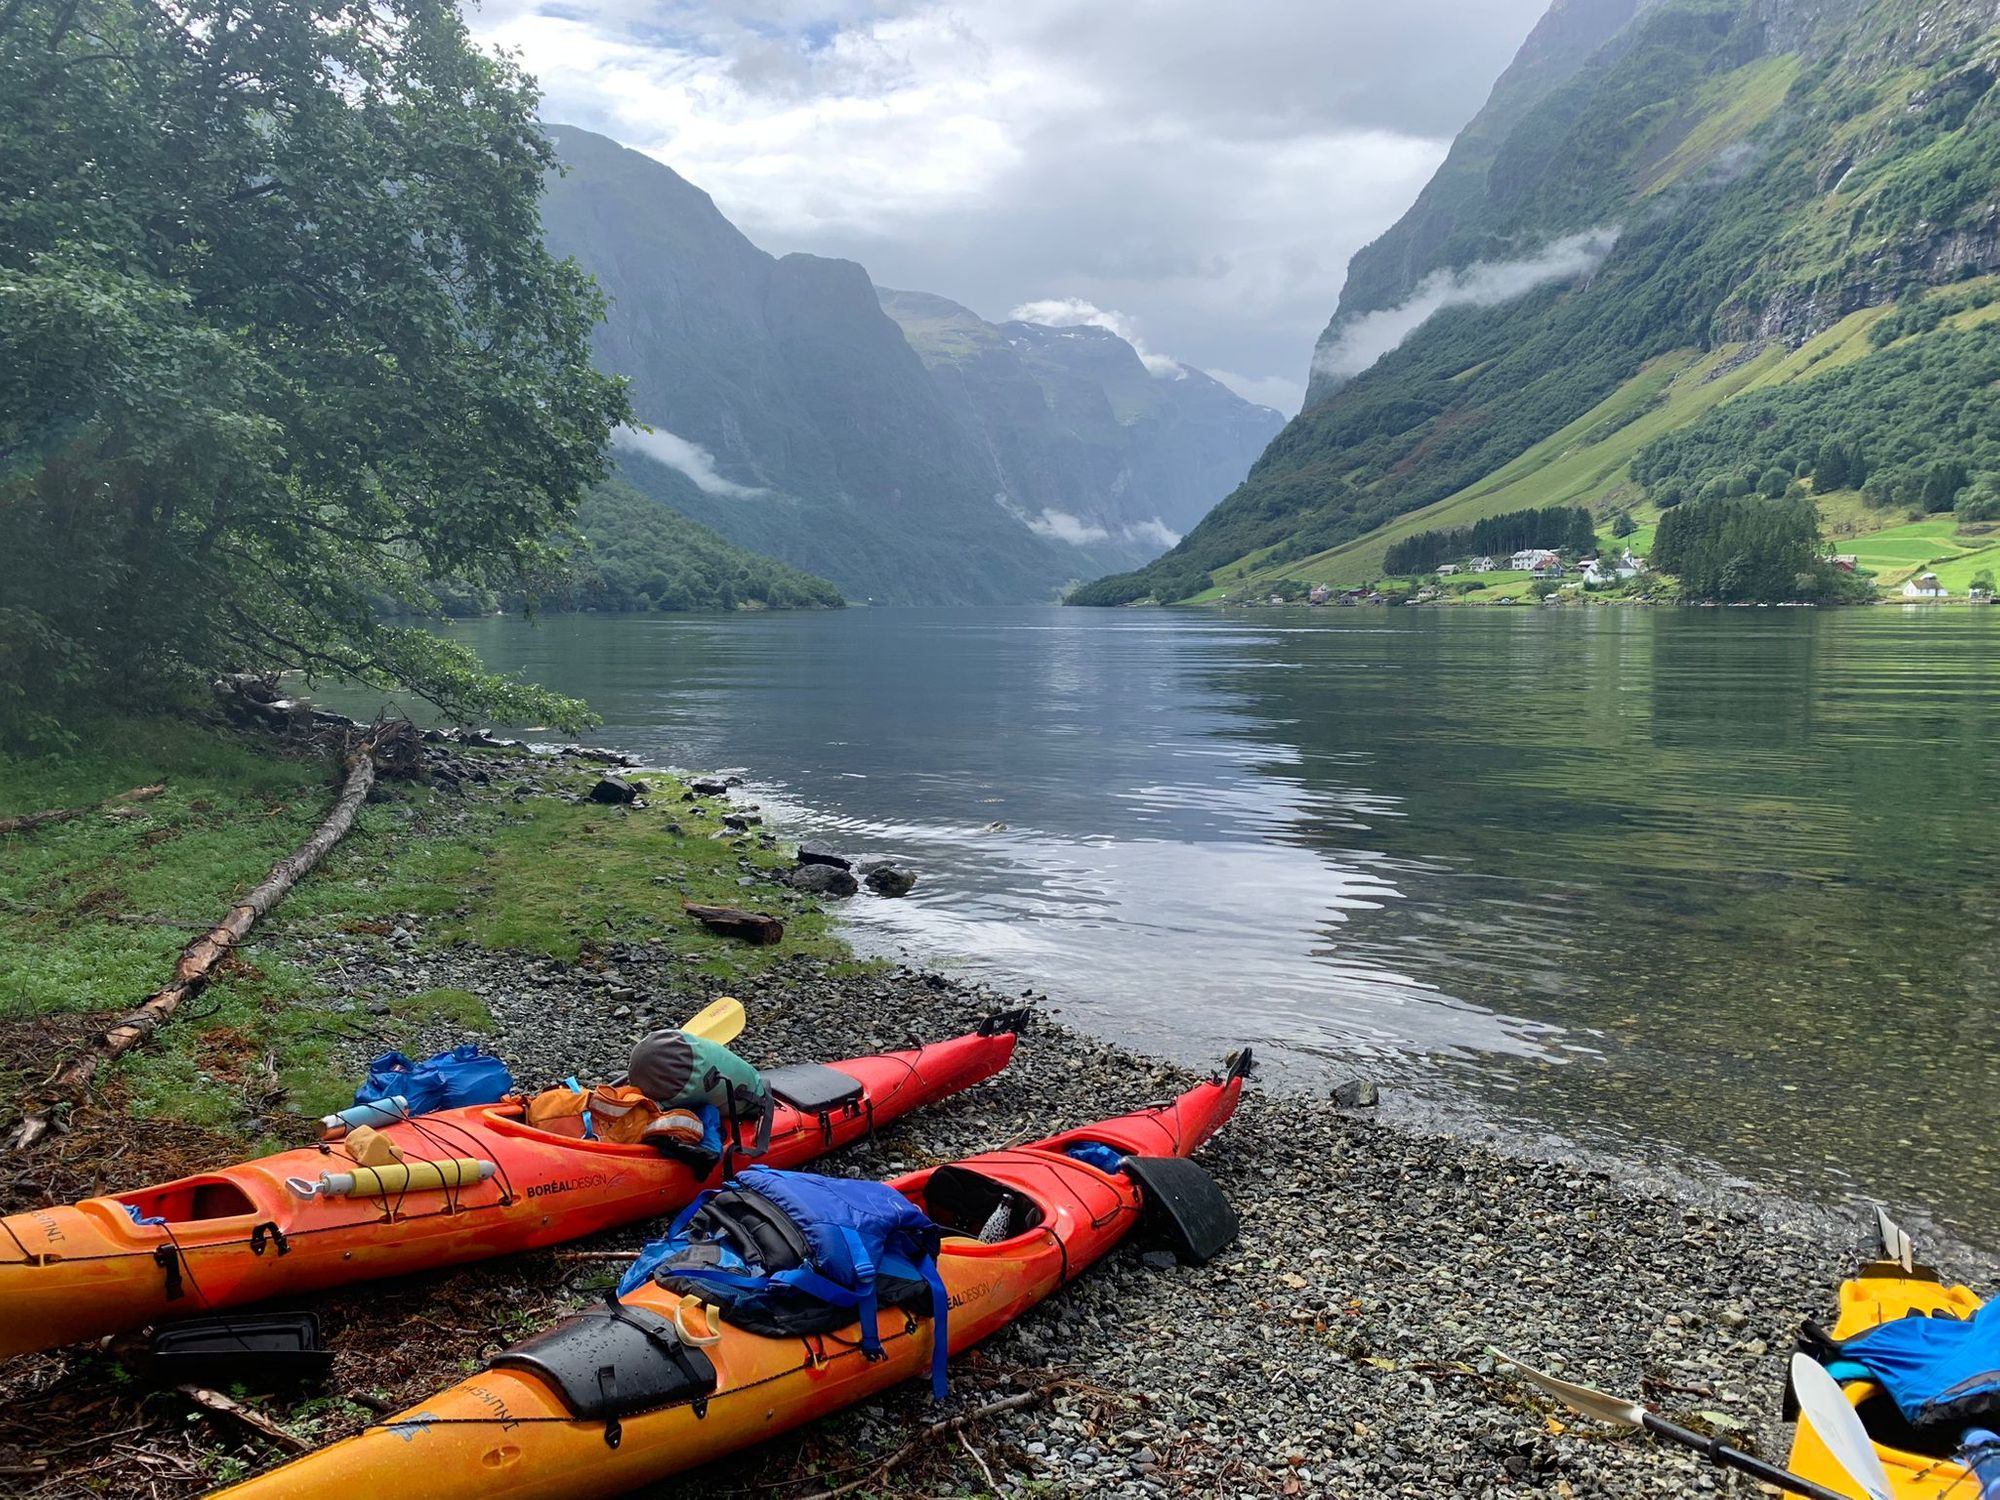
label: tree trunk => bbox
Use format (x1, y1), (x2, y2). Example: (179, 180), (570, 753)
(0, 783), (166, 836)
(10, 747), (377, 1150)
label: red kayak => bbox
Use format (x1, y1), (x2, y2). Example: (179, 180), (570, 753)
(211, 1050), (1250, 1500)
(0, 1019), (1020, 1359)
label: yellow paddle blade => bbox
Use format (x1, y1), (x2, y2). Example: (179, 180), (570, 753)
(680, 996), (745, 1045)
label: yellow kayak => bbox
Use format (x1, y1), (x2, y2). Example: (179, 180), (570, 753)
(1788, 1254), (1982, 1499)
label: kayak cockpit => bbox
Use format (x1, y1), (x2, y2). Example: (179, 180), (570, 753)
(916, 1164), (1047, 1244)
(106, 1175), (261, 1226)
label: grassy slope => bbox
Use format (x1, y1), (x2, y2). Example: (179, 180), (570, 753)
(0, 720), (852, 1136)
(1222, 280), (1993, 596)
(1085, 1), (2000, 607)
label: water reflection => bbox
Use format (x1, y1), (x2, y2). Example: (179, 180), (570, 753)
(333, 606), (2000, 1242)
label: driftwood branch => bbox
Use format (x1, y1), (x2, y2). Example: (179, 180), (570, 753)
(176, 1385), (311, 1453)
(683, 902), (784, 945)
(793, 1389), (1044, 1500)
(11, 741), (381, 1150)
(0, 783), (165, 836)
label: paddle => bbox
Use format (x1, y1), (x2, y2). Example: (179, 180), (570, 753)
(679, 996), (746, 1046)
(1789, 1353), (1894, 1500)
(1875, 1205), (1915, 1273)
(1492, 1349), (1859, 1500)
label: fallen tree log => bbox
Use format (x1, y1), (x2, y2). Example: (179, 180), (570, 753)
(682, 901), (784, 945)
(10, 740), (382, 1151)
(0, 783), (166, 837)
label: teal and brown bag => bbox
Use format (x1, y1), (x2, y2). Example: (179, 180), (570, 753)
(626, 1031), (773, 1156)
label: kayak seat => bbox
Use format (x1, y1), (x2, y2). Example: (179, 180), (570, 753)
(491, 1303), (716, 1421)
(763, 1064), (865, 1114)
(921, 1165), (1043, 1239)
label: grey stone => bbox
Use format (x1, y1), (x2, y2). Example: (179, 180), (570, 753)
(789, 863), (860, 897)
(862, 862), (918, 898)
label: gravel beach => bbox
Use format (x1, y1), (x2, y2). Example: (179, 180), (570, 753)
(3, 748), (1990, 1497)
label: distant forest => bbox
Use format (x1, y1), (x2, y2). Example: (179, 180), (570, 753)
(1633, 321), (2000, 523)
(1381, 506), (1597, 575)
(419, 482), (844, 616)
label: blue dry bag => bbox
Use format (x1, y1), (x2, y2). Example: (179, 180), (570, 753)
(355, 1044), (514, 1116)
(619, 1166), (951, 1397)
(1825, 1297), (2000, 1431)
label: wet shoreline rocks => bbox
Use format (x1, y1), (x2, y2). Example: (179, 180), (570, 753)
(9, 741), (1985, 1498)
(281, 888), (1991, 1496)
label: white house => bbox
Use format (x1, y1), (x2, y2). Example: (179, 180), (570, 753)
(1902, 572), (1948, 599)
(1583, 555), (1643, 584)
(1509, 548), (1563, 573)
(1468, 556), (1496, 572)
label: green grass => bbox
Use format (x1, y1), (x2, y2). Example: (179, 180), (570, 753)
(1, 718), (859, 1142)
(1223, 284), (1987, 600)
(1638, 54), (1802, 196)
(1244, 346), (1756, 589)
(1923, 541), (2000, 594)
(436, 774), (848, 978)
(0, 719), (332, 1019)
(396, 987), (495, 1033)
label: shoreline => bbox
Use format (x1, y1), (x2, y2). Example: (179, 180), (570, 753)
(1, 731), (1991, 1496)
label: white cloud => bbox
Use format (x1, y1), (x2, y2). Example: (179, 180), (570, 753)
(1024, 508), (1111, 546)
(1008, 297), (1181, 376)
(613, 424), (767, 497)
(1314, 227), (1623, 382)
(1125, 518), (1182, 550)
(473, 0), (1550, 417)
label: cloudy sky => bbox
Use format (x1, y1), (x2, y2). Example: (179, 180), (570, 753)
(474, 0), (1551, 414)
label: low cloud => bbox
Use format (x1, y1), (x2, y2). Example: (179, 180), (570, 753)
(1008, 297), (1182, 376)
(1313, 226), (1621, 382)
(614, 424), (767, 498)
(1024, 507), (1113, 545)
(1125, 517), (1182, 550)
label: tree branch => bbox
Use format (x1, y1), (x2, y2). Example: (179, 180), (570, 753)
(10, 738), (381, 1150)
(0, 783), (165, 837)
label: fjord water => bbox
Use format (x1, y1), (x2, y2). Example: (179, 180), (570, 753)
(430, 607), (1999, 1240)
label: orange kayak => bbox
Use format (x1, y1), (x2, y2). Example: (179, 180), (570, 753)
(0, 1021), (1020, 1359)
(211, 1051), (1250, 1500)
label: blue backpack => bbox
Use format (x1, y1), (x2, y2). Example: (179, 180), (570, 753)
(620, 1167), (951, 1397)
(1818, 1297), (2000, 1430)
(355, 1044), (514, 1116)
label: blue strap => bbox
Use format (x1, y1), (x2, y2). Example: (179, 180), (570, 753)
(918, 1255), (949, 1398)
(563, 1076), (595, 1140)
(836, 1227), (882, 1357)
(1826, 1360), (1873, 1383)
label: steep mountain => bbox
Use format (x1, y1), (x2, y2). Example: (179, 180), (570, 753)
(539, 126), (1275, 603)
(881, 290), (1284, 539)
(1075, 0), (2000, 606)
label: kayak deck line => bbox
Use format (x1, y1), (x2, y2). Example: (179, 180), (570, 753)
(205, 1061), (1249, 1499)
(0, 1025), (1020, 1359)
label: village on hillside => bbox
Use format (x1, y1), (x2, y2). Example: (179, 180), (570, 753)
(1229, 520), (2000, 609)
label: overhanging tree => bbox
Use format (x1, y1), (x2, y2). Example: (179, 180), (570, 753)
(0, 0), (629, 739)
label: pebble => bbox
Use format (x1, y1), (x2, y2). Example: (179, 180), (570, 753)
(254, 750), (1999, 1500)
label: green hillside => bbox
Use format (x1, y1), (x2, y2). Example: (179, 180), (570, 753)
(1074, 0), (2000, 607)
(423, 480), (845, 616)
(561, 482), (845, 612)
